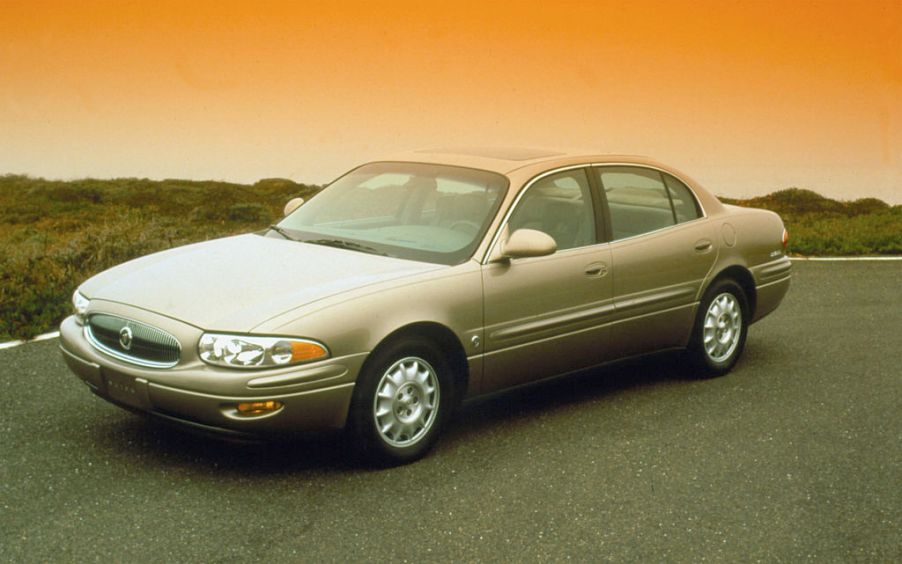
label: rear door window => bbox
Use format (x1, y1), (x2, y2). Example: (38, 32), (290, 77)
(662, 173), (702, 222)
(596, 167), (675, 240)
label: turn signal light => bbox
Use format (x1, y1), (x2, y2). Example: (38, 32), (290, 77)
(289, 341), (328, 362)
(236, 400), (283, 416)
(782, 228), (790, 251)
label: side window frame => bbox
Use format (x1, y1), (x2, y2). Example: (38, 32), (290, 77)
(588, 170), (608, 245)
(593, 164), (698, 242)
(585, 166), (613, 243)
(505, 167), (599, 252)
(486, 166), (604, 260)
(662, 172), (703, 222)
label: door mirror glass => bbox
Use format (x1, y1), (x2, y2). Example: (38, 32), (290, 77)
(283, 197), (305, 216)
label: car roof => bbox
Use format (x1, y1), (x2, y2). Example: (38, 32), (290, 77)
(376, 147), (725, 217)
(379, 147), (664, 175)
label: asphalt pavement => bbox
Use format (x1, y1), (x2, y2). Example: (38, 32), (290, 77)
(1, 261), (900, 562)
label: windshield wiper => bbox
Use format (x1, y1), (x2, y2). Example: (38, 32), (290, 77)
(268, 225), (298, 241)
(304, 238), (388, 256)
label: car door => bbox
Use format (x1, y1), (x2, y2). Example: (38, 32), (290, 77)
(480, 167), (614, 394)
(594, 165), (716, 359)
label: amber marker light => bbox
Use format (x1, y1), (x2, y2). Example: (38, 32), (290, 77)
(782, 228), (790, 251)
(288, 341), (328, 362)
(236, 400), (283, 416)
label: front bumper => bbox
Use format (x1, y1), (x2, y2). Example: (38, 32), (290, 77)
(59, 315), (365, 437)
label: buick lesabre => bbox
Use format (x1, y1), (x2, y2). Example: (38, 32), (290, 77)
(60, 148), (791, 464)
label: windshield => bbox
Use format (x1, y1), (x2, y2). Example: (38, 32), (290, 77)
(275, 162), (508, 265)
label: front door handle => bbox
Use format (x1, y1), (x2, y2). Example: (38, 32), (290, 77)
(694, 239), (713, 252)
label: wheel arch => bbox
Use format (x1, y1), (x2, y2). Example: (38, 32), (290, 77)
(365, 322), (470, 404)
(704, 264), (757, 319)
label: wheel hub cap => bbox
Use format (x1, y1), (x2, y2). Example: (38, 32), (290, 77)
(373, 357), (439, 447)
(394, 384), (422, 422)
(703, 293), (742, 363)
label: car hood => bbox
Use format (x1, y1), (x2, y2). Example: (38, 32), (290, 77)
(80, 234), (442, 330)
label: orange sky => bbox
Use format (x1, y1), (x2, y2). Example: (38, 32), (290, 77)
(1, 0), (900, 202)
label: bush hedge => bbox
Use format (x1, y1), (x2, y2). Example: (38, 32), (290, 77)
(0, 176), (897, 341)
(0, 175), (318, 340)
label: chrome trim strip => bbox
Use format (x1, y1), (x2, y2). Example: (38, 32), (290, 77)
(614, 285), (698, 313)
(758, 259), (793, 279)
(483, 302), (696, 358)
(603, 215), (709, 245)
(148, 380), (356, 400)
(247, 364), (348, 388)
(755, 275), (792, 290)
(751, 256), (792, 286)
(489, 301), (616, 341)
(84, 322), (180, 369)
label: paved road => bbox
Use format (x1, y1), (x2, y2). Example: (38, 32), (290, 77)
(1, 262), (900, 562)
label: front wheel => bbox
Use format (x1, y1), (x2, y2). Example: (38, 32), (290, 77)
(348, 339), (454, 465)
(687, 279), (749, 378)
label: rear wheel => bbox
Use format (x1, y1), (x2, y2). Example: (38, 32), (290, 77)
(688, 279), (749, 377)
(348, 338), (454, 465)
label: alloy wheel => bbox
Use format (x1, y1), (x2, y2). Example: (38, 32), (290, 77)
(372, 356), (440, 447)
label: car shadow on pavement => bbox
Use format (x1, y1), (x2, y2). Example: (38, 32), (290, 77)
(97, 414), (357, 474)
(447, 350), (694, 441)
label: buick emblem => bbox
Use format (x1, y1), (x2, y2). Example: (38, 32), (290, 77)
(119, 326), (134, 351)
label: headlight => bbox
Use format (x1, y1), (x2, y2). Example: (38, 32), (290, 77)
(72, 290), (90, 325)
(198, 333), (329, 369)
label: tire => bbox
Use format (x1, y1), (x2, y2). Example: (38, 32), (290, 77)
(348, 338), (455, 465)
(687, 279), (749, 378)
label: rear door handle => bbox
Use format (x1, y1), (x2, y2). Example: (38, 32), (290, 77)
(694, 239), (713, 252)
(584, 262), (608, 277)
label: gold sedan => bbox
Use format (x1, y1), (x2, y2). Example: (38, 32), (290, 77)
(60, 148), (791, 465)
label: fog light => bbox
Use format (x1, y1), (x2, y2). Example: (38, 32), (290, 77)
(236, 400), (283, 416)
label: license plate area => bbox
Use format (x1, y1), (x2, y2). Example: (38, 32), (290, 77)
(103, 370), (151, 410)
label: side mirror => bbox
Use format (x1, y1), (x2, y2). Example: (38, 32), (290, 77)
(501, 228), (557, 259)
(283, 197), (305, 216)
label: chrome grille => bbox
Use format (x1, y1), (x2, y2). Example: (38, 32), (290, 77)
(85, 314), (181, 368)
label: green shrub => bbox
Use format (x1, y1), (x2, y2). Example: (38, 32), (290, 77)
(0, 175), (321, 340)
(846, 198), (890, 216)
(0, 175), (896, 341)
(227, 202), (269, 222)
(787, 209), (901, 256)
(0, 249), (74, 340)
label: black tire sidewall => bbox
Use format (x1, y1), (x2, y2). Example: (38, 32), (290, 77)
(690, 279), (749, 377)
(348, 338), (455, 465)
